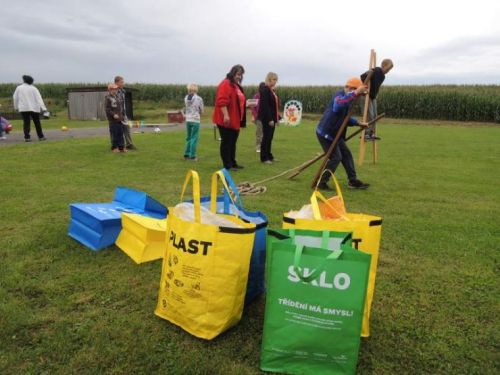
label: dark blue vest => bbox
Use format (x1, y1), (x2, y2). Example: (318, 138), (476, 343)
(316, 90), (350, 140)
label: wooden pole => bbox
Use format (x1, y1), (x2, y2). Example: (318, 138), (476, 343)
(345, 113), (385, 141)
(309, 70), (374, 189)
(358, 49), (376, 166)
(288, 113), (385, 180)
(372, 51), (378, 164)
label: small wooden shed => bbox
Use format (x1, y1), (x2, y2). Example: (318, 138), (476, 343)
(66, 87), (135, 120)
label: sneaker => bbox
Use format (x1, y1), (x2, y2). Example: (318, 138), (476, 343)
(120, 149), (128, 153)
(256, 148), (261, 153)
(317, 182), (334, 191)
(348, 179), (370, 189)
(0, 136), (6, 140)
(25, 138), (32, 142)
(126, 144), (137, 150)
(189, 157), (198, 161)
(263, 160), (273, 165)
(39, 137), (47, 141)
(364, 134), (381, 141)
(112, 148), (120, 153)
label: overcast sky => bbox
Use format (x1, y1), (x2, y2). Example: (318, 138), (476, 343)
(2, 0), (500, 85)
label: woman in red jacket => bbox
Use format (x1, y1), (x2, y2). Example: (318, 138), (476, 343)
(213, 64), (247, 170)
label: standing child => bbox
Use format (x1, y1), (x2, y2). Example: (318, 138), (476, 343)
(251, 82), (266, 152)
(360, 58), (394, 140)
(183, 84), (204, 161)
(0, 116), (13, 140)
(105, 83), (126, 153)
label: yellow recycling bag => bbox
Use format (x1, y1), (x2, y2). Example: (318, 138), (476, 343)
(116, 213), (167, 264)
(283, 174), (382, 338)
(155, 170), (256, 340)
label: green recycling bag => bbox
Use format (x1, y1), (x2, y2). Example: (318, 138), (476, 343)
(261, 229), (371, 375)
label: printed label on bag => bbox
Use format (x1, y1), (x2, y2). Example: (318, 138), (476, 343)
(169, 230), (213, 255)
(287, 266), (350, 290)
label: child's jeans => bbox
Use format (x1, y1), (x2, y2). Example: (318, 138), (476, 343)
(109, 121), (124, 150)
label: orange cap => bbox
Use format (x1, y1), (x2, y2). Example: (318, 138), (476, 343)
(345, 77), (363, 88)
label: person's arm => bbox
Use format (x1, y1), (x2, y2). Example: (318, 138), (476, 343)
(35, 88), (47, 112)
(370, 68), (385, 99)
(215, 81), (231, 125)
(12, 88), (19, 111)
(199, 97), (204, 115)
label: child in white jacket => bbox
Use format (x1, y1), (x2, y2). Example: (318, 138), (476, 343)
(183, 84), (204, 161)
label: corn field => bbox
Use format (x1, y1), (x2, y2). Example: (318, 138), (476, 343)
(1, 83), (499, 123)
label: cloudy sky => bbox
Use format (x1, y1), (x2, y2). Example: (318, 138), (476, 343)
(2, 0), (500, 85)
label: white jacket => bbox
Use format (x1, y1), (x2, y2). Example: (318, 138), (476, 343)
(13, 83), (47, 113)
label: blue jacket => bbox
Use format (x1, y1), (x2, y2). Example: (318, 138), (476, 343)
(316, 90), (359, 140)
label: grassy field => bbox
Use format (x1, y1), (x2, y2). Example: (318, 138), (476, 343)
(0, 117), (499, 374)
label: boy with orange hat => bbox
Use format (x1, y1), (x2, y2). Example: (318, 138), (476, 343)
(315, 77), (369, 190)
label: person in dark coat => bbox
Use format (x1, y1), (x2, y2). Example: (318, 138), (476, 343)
(258, 72), (280, 164)
(360, 58), (394, 140)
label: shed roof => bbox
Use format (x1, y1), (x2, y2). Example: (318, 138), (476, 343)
(66, 86), (137, 93)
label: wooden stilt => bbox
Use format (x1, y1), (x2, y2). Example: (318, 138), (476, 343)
(358, 49), (377, 166)
(372, 50), (378, 164)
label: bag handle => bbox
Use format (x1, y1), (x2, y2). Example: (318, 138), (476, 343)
(179, 169), (201, 223)
(315, 169), (344, 202)
(210, 170), (239, 214)
(311, 171), (348, 220)
(288, 228), (331, 249)
(293, 244), (343, 282)
(220, 168), (243, 211)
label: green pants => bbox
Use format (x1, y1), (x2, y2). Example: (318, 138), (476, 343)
(184, 121), (200, 158)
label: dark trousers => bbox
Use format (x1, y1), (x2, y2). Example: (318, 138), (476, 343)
(122, 122), (133, 147)
(109, 122), (124, 150)
(217, 125), (239, 169)
(316, 133), (357, 183)
(260, 123), (275, 162)
(21, 111), (44, 140)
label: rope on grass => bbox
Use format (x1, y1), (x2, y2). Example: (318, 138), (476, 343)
(236, 182), (267, 196)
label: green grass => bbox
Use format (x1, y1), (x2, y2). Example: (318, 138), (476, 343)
(0, 118), (499, 374)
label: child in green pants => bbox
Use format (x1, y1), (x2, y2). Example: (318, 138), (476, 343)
(183, 83), (204, 161)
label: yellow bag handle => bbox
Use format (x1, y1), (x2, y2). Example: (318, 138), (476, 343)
(179, 169), (201, 223)
(311, 170), (348, 221)
(209, 170), (237, 213)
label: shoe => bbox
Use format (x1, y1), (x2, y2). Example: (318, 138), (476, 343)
(256, 148), (261, 153)
(112, 148), (120, 153)
(39, 137), (47, 141)
(263, 160), (273, 164)
(0, 136), (6, 140)
(120, 149), (128, 153)
(233, 165), (244, 169)
(25, 139), (31, 142)
(317, 182), (334, 191)
(189, 157), (198, 161)
(126, 144), (137, 150)
(348, 179), (370, 189)
(364, 135), (381, 141)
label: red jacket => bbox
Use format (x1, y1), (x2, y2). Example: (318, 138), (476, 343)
(212, 78), (246, 130)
